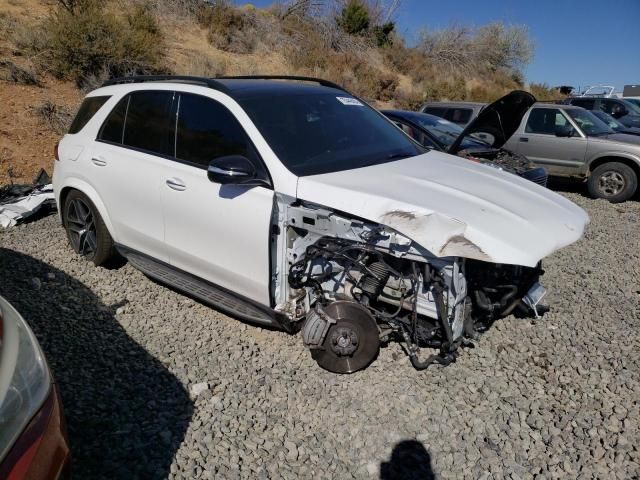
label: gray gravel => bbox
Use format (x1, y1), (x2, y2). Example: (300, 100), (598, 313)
(1, 192), (639, 479)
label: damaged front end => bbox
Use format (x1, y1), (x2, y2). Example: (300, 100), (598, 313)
(272, 198), (547, 373)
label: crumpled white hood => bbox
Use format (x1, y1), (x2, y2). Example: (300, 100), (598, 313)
(296, 151), (589, 267)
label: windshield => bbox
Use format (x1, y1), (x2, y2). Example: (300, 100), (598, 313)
(411, 114), (487, 150)
(625, 98), (640, 109)
(566, 109), (614, 136)
(239, 93), (423, 176)
(591, 110), (624, 131)
(624, 99), (640, 115)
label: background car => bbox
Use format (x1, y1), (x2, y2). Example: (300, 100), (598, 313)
(565, 96), (640, 129)
(419, 101), (485, 127)
(382, 108), (548, 186)
(623, 98), (640, 109)
(503, 103), (640, 202)
(0, 295), (70, 479)
(590, 110), (640, 136)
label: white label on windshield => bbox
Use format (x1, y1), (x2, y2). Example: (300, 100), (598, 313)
(336, 96), (364, 106)
(437, 119), (452, 125)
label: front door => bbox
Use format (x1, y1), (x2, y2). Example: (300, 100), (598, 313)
(161, 92), (274, 305)
(512, 107), (587, 175)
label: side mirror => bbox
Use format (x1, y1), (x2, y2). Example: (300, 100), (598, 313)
(207, 155), (266, 186)
(555, 125), (575, 137)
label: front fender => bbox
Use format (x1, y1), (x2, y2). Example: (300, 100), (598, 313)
(55, 177), (116, 241)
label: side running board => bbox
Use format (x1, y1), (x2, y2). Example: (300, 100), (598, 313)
(125, 251), (286, 330)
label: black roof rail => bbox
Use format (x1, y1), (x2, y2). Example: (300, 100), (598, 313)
(101, 75), (233, 94)
(217, 75), (346, 91)
(101, 74), (348, 94)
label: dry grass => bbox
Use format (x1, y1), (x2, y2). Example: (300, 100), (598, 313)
(3, 0), (543, 107)
(33, 100), (73, 134)
(2, 0), (552, 107)
(0, 59), (40, 85)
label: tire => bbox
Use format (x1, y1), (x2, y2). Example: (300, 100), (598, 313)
(310, 301), (380, 374)
(63, 190), (114, 266)
(588, 162), (637, 203)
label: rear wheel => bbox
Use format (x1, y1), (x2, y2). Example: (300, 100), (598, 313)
(588, 162), (637, 203)
(63, 190), (114, 266)
(310, 301), (380, 374)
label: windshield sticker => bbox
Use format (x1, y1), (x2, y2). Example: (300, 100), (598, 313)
(437, 119), (452, 125)
(336, 97), (364, 106)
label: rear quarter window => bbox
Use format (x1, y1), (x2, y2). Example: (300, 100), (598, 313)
(98, 96), (128, 144)
(68, 95), (111, 134)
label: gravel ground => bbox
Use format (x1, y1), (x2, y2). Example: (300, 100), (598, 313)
(1, 191), (639, 479)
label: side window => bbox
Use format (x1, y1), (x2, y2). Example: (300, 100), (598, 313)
(423, 107), (447, 118)
(555, 112), (569, 127)
(600, 99), (615, 115)
(69, 95), (111, 134)
(123, 91), (175, 156)
(525, 108), (567, 135)
(98, 96), (128, 144)
(395, 121), (436, 148)
(571, 98), (595, 109)
(602, 99), (626, 117)
(446, 108), (472, 125)
(175, 93), (256, 168)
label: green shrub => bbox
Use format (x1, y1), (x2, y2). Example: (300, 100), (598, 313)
(198, 2), (257, 54)
(43, 2), (164, 85)
(371, 22), (394, 47)
(0, 60), (40, 85)
(337, 0), (370, 36)
(34, 100), (73, 134)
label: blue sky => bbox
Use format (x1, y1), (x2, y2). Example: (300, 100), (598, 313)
(236, 0), (640, 91)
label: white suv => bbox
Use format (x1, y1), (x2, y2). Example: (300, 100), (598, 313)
(53, 76), (589, 373)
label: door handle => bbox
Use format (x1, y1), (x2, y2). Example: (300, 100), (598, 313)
(165, 178), (186, 191)
(91, 156), (107, 166)
(519, 137), (529, 142)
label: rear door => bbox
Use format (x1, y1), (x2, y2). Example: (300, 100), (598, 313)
(92, 90), (176, 261)
(511, 107), (587, 175)
(161, 92), (274, 305)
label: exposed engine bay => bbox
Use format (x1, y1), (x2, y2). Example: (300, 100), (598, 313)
(272, 197), (546, 373)
(457, 148), (532, 175)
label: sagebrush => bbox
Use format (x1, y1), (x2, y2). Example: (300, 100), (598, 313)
(5, 0), (547, 105)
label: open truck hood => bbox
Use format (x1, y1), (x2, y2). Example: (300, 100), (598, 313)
(296, 151), (588, 267)
(449, 90), (536, 154)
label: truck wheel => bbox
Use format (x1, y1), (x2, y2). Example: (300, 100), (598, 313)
(588, 162), (637, 203)
(63, 190), (114, 266)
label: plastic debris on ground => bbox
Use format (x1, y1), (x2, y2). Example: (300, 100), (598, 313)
(0, 169), (56, 228)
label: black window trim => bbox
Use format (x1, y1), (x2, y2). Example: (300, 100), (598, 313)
(95, 90), (273, 188)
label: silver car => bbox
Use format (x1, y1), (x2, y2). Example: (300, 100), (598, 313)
(503, 103), (640, 202)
